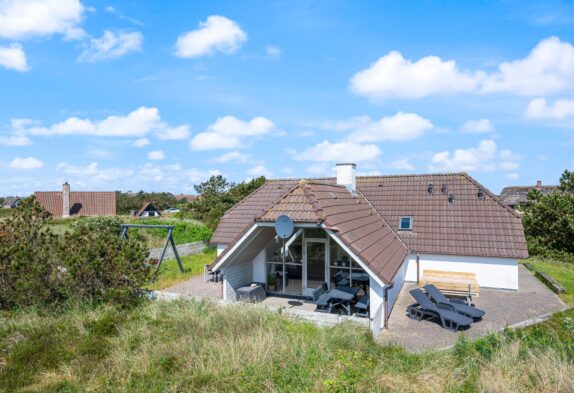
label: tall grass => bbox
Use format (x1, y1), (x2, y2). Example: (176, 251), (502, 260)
(145, 248), (217, 290)
(1, 300), (573, 392)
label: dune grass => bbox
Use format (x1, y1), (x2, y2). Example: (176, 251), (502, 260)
(525, 257), (574, 305)
(145, 248), (217, 290)
(0, 299), (573, 393)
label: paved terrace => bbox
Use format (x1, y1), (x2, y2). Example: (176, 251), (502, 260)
(380, 265), (567, 352)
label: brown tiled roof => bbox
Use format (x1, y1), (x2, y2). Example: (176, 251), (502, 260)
(211, 173), (528, 260)
(135, 202), (160, 217)
(175, 194), (197, 202)
(35, 191), (116, 217)
(499, 184), (557, 207)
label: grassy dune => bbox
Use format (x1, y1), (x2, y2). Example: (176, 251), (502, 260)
(1, 299), (573, 392)
(526, 257), (574, 305)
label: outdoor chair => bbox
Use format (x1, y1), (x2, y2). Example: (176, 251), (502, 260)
(333, 271), (349, 287)
(354, 294), (369, 318)
(314, 292), (335, 313)
(407, 288), (473, 332)
(423, 284), (485, 320)
(310, 282), (329, 301)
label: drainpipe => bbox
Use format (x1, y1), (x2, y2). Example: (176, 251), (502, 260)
(416, 253), (420, 284)
(383, 285), (392, 329)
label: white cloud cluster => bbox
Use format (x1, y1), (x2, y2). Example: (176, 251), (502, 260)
(132, 138), (150, 147)
(57, 162), (134, 182)
(190, 116), (276, 150)
(0, 43), (28, 72)
(351, 37), (574, 100)
(78, 30), (143, 63)
(526, 98), (574, 119)
(214, 150), (251, 163)
(265, 46), (282, 59)
(9, 156), (43, 170)
(175, 15), (247, 58)
(330, 112), (433, 142)
(429, 140), (519, 172)
(247, 164), (272, 178)
(460, 118), (495, 133)
(3, 107), (190, 142)
(0, 0), (85, 40)
(295, 140), (381, 163)
(147, 150), (165, 160)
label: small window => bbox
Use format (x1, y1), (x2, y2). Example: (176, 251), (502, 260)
(399, 216), (412, 230)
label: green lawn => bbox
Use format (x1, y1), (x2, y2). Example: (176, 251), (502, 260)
(0, 300), (573, 392)
(145, 248), (217, 290)
(525, 257), (574, 306)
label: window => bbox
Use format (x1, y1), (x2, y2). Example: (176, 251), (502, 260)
(399, 216), (412, 230)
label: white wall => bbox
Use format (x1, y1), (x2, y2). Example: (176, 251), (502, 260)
(216, 244), (227, 256)
(369, 277), (385, 338)
(404, 253), (518, 290)
(252, 249), (266, 284)
(387, 260), (408, 315)
(221, 258), (253, 301)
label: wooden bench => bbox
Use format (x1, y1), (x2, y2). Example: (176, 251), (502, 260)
(420, 270), (480, 303)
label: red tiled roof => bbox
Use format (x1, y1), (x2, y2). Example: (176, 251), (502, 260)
(35, 191), (116, 217)
(211, 173), (528, 260)
(175, 194), (197, 202)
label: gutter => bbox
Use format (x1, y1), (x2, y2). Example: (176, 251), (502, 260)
(383, 284), (393, 329)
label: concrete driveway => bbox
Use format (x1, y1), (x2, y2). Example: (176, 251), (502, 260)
(379, 265), (568, 352)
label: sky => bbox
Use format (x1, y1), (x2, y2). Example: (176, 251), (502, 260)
(1, 0), (574, 196)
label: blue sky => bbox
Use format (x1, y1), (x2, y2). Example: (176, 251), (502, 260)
(1, 0), (574, 196)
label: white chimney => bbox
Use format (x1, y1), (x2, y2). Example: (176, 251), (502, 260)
(336, 163), (356, 194)
(62, 182), (70, 218)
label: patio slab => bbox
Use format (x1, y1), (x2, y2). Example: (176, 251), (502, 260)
(379, 265), (567, 352)
(163, 275), (223, 299)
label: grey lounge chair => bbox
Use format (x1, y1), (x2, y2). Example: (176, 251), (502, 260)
(407, 289), (473, 331)
(314, 292), (335, 313)
(354, 294), (369, 318)
(424, 284), (485, 320)
(310, 282), (328, 301)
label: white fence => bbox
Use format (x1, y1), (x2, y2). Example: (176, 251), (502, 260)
(149, 241), (206, 260)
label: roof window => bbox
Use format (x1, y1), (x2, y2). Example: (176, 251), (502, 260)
(399, 216), (412, 231)
(441, 184), (448, 194)
(448, 194), (455, 205)
(428, 183), (434, 194)
(477, 189), (485, 200)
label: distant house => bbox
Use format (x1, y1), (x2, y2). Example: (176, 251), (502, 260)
(2, 196), (21, 209)
(134, 202), (161, 217)
(499, 180), (558, 209)
(175, 194), (197, 203)
(35, 183), (116, 218)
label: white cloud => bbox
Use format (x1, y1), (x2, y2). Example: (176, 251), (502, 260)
(215, 150), (250, 163)
(0, 134), (32, 146)
(57, 161), (133, 182)
(266, 46), (282, 59)
(0, 0), (85, 40)
(350, 51), (480, 100)
(190, 116), (276, 150)
(132, 138), (150, 147)
(295, 140), (381, 163)
(481, 37), (574, 95)
(175, 15), (247, 58)
(429, 140), (519, 172)
(460, 118), (495, 133)
(78, 30), (143, 63)
(0, 43), (29, 72)
(9, 157), (43, 170)
(147, 150), (165, 160)
(331, 112), (433, 142)
(247, 164), (272, 178)
(4, 107), (190, 140)
(526, 98), (574, 119)
(389, 158), (415, 170)
(506, 173), (519, 180)
(351, 36), (574, 100)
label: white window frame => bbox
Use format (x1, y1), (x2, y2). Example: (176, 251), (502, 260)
(399, 216), (412, 231)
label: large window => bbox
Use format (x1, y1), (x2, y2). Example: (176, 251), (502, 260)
(265, 230), (303, 295)
(329, 242), (369, 294)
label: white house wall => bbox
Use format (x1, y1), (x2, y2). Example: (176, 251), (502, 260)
(387, 260), (408, 315)
(253, 249), (266, 284)
(222, 258), (253, 301)
(216, 244), (227, 256)
(404, 254), (518, 290)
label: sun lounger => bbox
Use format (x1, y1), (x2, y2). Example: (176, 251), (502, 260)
(310, 282), (328, 301)
(354, 294), (369, 318)
(407, 288), (473, 331)
(424, 284), (485, 320)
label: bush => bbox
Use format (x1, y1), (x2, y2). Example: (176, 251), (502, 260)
(0, 198), (154, 310)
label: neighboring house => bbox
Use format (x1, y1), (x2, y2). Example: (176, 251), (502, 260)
(134, 202), (161, 217)
(499, 180), (558, 209)
(175, 194), (197, 203)
(2, 196), (21, 209)
(35, 183), (116, 218)
(209, 163), (528, 335)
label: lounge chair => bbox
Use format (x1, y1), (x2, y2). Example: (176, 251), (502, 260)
(310, 282), (328, 301)
(407, 288), (473, 331)
(354, 294), (369, 318)
(314, 292), (335, 313)
(424, 284), (485, 320)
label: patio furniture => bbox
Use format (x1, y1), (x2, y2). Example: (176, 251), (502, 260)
(423, 284), (485, 319)
(342, 272), (370, 293)
(420, 269), (480, 305)
(354, 294), (370, 318)
(407, 288), (473, 332)
(236, 283), (266, 303)
(329, 286), (360, 315)
(333, 271), (349, 287)
(310, 282), (329, 301)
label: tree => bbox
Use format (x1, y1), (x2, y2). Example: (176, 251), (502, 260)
(182, 175), (267, 231)
(116, 191), (178, 215)
(523, 169), (574, 258)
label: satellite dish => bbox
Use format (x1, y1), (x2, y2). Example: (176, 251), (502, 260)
(275, 215), (294, 239)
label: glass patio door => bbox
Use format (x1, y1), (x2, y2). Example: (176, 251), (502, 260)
(304, 240), (327, 292)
